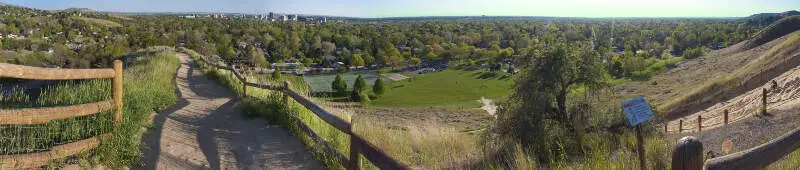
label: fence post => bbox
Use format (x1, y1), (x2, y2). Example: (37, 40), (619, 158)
(348, 123), (362, 170)
(698, 115), (702, 132)
(113, 60), (123, 124)
(679, 120), (683, 133)
(665, 124), (668, 133)
(724, 110), (729, 125)
(284, 81), (291, 105)
(242, 76), (247, 97)
(671, 136), (704, 170)
(762, 88), (768, 115)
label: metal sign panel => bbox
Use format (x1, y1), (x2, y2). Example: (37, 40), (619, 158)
(622, 96), (654, 126)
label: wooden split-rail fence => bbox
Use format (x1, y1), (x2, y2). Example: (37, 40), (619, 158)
(672, 126), (800, 170)
(194, 56), (410, 170)
(0, 60), (123, 169)
(670, 89), (800, 169)
(665, 88), (770, 133)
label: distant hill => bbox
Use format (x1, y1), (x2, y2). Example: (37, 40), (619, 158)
(743, 10), (800, 27)
(743, 15), (800, 50)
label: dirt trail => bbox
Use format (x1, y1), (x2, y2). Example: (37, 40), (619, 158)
(666, 66), (800, 133)
(139, 53), (322, 170)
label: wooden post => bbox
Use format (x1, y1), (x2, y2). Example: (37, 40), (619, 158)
(762, 88), (768, 115)
(697, 115), (702, 132)
(635, 125), (647, 170)
(283, 81), (291, 105)
(679, 119), (683, 132)
(242, 77), (247, 97)
(348, 123), (362, 170)
(671, 136), (704, 170)
(724, 110), (729, 125)
(665, 124), (668, 133)
(113, 60), (123, 124)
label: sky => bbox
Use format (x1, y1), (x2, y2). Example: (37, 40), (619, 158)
(1, 0), (798, 18)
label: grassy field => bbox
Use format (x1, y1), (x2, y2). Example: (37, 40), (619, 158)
(372, 69), (513, 108)
(0, 47), (179, 169)
(304, 71), (381, 92)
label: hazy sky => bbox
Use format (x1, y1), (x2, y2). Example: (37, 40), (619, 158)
(2, 0), (798, 18)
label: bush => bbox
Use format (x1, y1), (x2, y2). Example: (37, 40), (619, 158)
(359, 93), (371, 106)
(272, 67), (281, 80)
(683, 47), (705, 59)
(331, 74), (347, 96)
(373, 77), (386, 96)
(351, 75), (368, 101)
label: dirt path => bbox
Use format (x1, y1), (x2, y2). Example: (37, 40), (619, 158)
(666, 66), (800, 133)
(139, 53), (322, 170)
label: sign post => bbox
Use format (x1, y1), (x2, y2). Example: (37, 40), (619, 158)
(622, 96), (654, 170)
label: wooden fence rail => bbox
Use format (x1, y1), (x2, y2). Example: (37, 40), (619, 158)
(194, 55), (410, 170)
(666, 87), (770, 134)
(672, 126), (800, 169)
(0, 60), (123, 169)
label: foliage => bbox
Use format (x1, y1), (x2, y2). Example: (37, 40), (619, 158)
(350, 75), (368, 101)
(683, 46), (705, 59)
(491, 42), (606, 163)
(272, 67), (281, 80)
(351, 53), (365, 67)
(331, 74), (348, 96)
(373, 77), (386, 96)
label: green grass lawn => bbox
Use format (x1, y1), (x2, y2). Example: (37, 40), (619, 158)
(372, 69), (513, 108)
(303, 71), (380, 92)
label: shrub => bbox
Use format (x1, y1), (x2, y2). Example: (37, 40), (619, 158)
(359, 93), (371, 106)
(272, 67), (281, 80)
(331, 74), (347, 96)
(351, 75), (368, 101)
(683, 47), (705, 59)
(353, 75), (367, 92)
(373, 77), (386, 96)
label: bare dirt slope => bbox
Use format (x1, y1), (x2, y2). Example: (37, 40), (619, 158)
(666, 66), (800, 133)
(139, 53), (322, 170)
(615, 31), (799, 119)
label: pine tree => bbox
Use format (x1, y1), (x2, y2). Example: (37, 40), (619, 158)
(353, 75), (367, 92)
(331, 74), (347, 96)
(273, 67), (281, 80)
(373, 77), (386, 96)
(351, 75), (368, 101)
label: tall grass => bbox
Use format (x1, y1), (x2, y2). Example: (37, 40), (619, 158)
(0, 47), (180, 169)
(767, 146), (800, 169)
(660, 30), (800, 117)
(180, 47), (352, 169)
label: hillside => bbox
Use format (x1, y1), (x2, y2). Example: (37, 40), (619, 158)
(615, 19), (800, 120)
(743, 10), (800, 27)
(743, 16), (800, 50)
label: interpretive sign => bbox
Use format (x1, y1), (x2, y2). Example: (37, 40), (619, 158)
(622, 96), (654, 126)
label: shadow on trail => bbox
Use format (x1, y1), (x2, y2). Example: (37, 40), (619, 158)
(139, 60), (191, 169)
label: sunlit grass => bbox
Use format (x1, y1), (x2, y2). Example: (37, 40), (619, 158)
(0, 46), (180, 169)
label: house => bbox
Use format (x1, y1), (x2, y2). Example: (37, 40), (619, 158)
(321, 55), (338, 67)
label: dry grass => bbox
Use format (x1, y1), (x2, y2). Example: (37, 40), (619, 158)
(660, 30), (800, 118)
